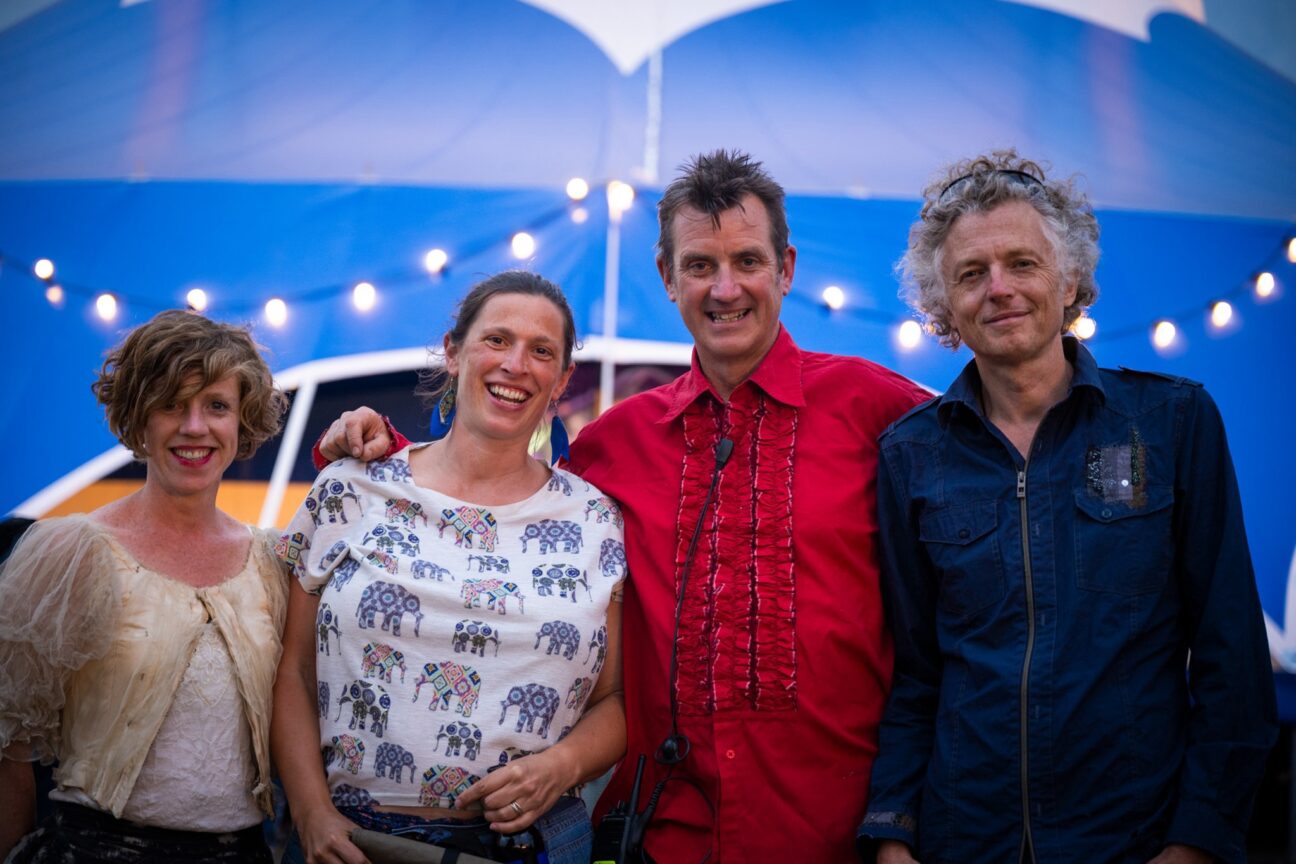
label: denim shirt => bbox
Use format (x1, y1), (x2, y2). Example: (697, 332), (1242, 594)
(859, 339), (1276, 864)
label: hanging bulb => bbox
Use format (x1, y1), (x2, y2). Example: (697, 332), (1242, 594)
(511, 232), (536, 259)
(1151, 320), (1177, 349)
(424, 248), (448, 274)
(265, 298), (288, 327)
(566, 178), (589, 201)
(352, 281), (377, 312)
(95, 293), (118, 321)
(897, 320), (923, 350)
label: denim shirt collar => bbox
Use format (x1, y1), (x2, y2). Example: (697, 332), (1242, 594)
(935, 336), (1106, 426)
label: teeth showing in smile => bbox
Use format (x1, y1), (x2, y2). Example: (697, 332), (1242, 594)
(487, 384), (529, 403)
(174, 448), (212, 459)
(710, 310), (748, 323)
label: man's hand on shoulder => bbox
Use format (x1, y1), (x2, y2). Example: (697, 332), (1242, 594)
(317, 407), (392, 464)
(1147, 844), (1213, 864)
(875, 839), (920, 864)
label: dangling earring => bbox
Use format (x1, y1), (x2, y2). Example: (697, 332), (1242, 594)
(428, 383), (456, 440)
(548, 404), (570, 465)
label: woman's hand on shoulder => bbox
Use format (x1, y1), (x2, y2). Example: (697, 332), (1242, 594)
(296, 805), (370, 864)
(454, 748), (575, 834)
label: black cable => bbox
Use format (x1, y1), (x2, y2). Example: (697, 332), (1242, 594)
(618, 436), (732, 864)
(659, 436), (732, 766)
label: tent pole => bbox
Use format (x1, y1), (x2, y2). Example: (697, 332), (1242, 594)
(599, 206), (622, 415)
(260, 376), (317, 528)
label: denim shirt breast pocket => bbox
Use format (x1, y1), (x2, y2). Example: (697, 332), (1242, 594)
(1073, 485), (1175, 594)
(919, 500), (1005, 619)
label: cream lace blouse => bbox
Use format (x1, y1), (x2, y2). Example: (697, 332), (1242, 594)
(0, 515), (288, 819)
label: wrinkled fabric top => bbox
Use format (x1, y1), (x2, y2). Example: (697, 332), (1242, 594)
(570, 326), (931, 863)
(0, 515), (288, 818)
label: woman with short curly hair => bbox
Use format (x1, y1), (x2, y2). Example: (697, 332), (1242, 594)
(0, 310), (289, 863)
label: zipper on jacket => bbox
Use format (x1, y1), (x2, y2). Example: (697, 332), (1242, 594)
(1017, 467), (1037, 864)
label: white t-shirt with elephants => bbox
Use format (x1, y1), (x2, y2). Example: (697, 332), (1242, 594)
(280, 443), (627, 810)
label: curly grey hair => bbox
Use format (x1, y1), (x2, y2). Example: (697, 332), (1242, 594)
(898, 150), (1100, 349)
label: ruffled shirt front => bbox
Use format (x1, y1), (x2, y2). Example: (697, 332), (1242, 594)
(0, 515), (288, 820)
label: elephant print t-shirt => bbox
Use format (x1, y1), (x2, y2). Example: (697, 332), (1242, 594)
(280, 444), (626, 809)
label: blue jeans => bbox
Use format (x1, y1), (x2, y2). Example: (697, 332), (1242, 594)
(284, 796), (591, 864)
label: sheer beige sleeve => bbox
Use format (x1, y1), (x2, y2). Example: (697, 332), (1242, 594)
(0, 515), (120, 761)
(252, 526), (290, 633)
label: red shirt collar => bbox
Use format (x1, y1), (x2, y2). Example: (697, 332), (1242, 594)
(660, 325), (806, 423)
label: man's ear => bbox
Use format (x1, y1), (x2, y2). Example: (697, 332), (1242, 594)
(779, 245), (798, 296)
(658, 255), (677, 302)
(1062, 274), (1079, 308)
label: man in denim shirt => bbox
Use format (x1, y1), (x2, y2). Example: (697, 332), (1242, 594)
(859, 151), (1276, 864)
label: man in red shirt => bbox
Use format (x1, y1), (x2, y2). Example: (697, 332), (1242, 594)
(318, 151), (929, 861)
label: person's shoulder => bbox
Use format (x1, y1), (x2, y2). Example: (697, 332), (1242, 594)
(802, 349), (932, 401)
(16, 513), (107, 550)
(577, 377), (680, 439)
(1098, 364), (1205, 415)
(316, 448), (402, 489)
(0, 513), (117, 600)
(878, 395), (944, 447)
(800, 349), (936, 427)
(551, 466), (615, 505)
(249, 523), (286, 561)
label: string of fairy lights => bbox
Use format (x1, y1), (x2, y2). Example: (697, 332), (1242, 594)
(6, 179), (1294, 356)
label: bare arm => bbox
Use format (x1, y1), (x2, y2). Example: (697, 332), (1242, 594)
(0, 744), (35, 857)
(271, 581), (369, 864)
(456, 600), (626, 832)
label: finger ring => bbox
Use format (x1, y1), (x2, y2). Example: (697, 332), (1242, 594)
(509, 801), (523, 817)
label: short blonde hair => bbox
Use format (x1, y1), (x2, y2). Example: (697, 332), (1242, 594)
(93, 310), (287, 459)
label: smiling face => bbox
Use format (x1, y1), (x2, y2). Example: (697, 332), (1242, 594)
(444, 292), (575, 448)
(142, 373), (241, 499)
(660, 193), (796, 399)
(941, 200), (1077, 371)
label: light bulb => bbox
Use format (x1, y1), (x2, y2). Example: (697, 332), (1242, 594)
(352, 281), (377, 312)
(424, 248), (448, 274)
(511, 232), (536, 259)
(265, 298), (288, 327)
(897, 320), (923, 350)
(821, 285), (845, 310)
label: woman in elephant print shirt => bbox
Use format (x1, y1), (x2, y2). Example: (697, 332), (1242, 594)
(273, 272), (626, 864)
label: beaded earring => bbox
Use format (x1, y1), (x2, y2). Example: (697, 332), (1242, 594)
(428, 383), (456, 440)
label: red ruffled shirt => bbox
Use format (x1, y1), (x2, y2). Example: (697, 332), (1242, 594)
(569, 327), (930, 863)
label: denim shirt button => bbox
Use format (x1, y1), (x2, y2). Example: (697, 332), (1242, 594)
(958, 528), (970, 539)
